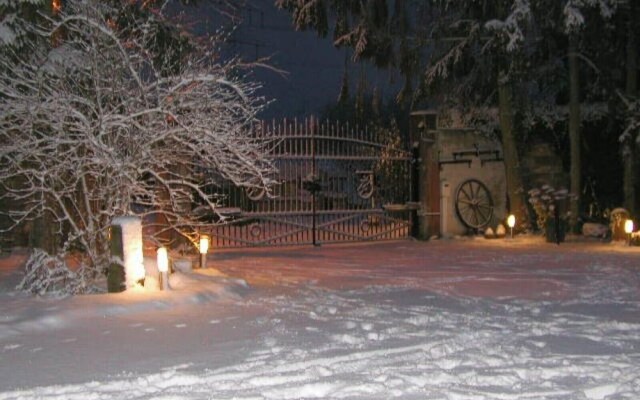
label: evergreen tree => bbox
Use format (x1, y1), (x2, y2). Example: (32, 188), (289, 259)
(278, 0), (638, 228)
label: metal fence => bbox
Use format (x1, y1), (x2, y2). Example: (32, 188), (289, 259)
(203, 117), (414, 247)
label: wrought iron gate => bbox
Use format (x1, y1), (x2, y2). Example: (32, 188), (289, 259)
(204, 117), (414, 248)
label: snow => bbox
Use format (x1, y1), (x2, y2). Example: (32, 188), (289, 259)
(485, 0), (531, 52)
(1, 238), (640, 399)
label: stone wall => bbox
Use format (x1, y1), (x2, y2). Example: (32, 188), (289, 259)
(436, 129), (507, 237)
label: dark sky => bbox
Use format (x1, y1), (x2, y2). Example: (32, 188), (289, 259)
(189, 0), (400, 119)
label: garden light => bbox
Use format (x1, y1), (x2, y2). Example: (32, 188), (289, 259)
(507, 214), (516, 238)
(157, 247), (168, 272)
(199, 234), (210, 268)
(157, 247), (169, 290)
(625, 219), (634, 246)
(625, 219), (634, 234)
(199, 235), (210, 254)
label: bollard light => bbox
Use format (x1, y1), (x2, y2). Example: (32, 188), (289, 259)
(625, 219), (634, 234)
(157, 247), (168, 273)
(199, 234), (210, 269)
(507, 214), (516, 239)
(157, 247), (169, 290)
(625, 219), (634, 246)
(199, 235), (210, 254)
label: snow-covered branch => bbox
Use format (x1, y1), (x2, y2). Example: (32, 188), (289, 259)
(563, 0), (617, 32)
(485, 0), (531, 52)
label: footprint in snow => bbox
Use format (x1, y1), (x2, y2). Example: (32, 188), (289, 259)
(344, 321), (357, 330)
(332, 334), (363, 346)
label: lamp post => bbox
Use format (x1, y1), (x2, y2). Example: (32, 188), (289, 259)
(507, 214), (516, 239)
(624, 219), (634, 246)
(157, 247), (169, 291)
(199, 234), (210, 268)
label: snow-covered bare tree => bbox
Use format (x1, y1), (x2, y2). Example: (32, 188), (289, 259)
(0, 0), (275, 294)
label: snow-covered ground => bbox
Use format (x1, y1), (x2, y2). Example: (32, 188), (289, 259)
(1, 238), (639, 399)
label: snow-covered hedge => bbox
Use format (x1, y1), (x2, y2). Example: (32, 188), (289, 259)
(16, 249), (99, 296)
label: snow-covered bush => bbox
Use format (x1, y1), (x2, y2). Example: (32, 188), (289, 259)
(527, 185), (570, 231)
(0, 0), (275, 294)
(16, 249), (99, 296)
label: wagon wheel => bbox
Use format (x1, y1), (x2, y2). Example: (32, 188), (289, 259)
(455, 179), (494, 229)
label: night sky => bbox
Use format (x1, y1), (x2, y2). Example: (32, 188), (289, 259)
(194, 0), (399, 119)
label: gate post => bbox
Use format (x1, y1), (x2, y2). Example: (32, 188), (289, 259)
(410, 111), (440, 239)
(419, 133), (441, 239)
(411, 145), (421, 238)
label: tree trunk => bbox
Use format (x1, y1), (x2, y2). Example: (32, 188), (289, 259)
(624, 5), (637, 217)
(29, 206), (56, 255)
(498, 74), (528, 228)
(568, 35), (581, 232)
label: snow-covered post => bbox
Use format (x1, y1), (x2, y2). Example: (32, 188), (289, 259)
(109, 217), (145, 292)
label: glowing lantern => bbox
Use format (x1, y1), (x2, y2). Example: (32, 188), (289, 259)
(199, 234), (210, 269)
(625, 219), (634, 234)
(507, 214), (516, 238)
(157, 247), (168, 273)
(625, 219), (634, 246)
(157, 247), (169, 291)
(199, 235), (210, 254)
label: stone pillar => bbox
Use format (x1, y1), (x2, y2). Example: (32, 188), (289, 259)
(418, 133), (441, 239)
(108, 216), (145, 292)
(409, 110), (440, 240)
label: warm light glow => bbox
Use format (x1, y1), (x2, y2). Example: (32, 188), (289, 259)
(113, 216), (145, 289)
(507, 214), (516, 229)
(52, 0), (62, 14)
(157, 247), (168, 273)
(199, 235), (210, 254)
(625, 219), (634, 234)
